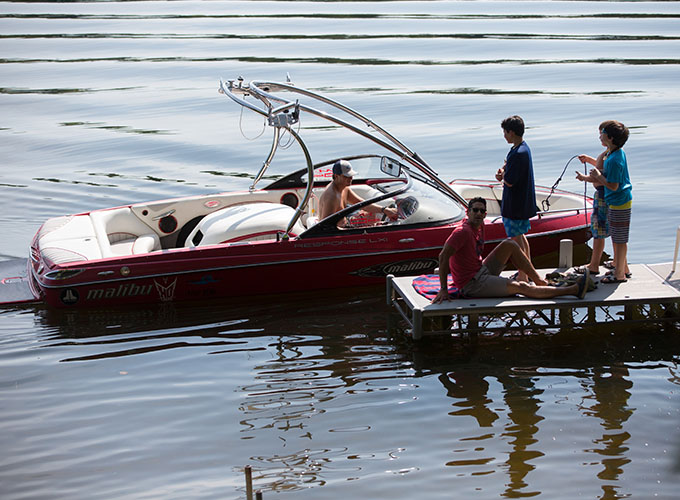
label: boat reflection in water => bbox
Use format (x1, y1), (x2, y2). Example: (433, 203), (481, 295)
(30, 295), (680, 496)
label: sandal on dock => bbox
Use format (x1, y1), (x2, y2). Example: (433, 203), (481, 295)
(576, 269), (590, 299)
(605, 269), (632, 279)
(600, 275), (628, 284)
(574, 266), (598, 276)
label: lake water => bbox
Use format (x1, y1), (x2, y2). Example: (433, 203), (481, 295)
(2, 1), (680, 498)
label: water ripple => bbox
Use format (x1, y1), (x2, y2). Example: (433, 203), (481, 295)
(2, 33), (679, 41)
(2, 13), (679, 20)
(3, 56), (679, 66)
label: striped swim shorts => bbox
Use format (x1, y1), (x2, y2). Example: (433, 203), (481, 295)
(591, 189), (609, 239)
(608, 204), (631, 244)
(502, 217), (531, 238)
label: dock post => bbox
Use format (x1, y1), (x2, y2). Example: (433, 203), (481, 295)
(624, 304), (633, 321)
(588, 306), (596, 325)
(245, 465), (253, 500)
(386, 274), (394, 306)
(468, 313), (479, 331)
(673, 225), (680, 273)
(559, 239), (573, 269)
(559, 307), (573, 325)
(412, 308), (423, 340)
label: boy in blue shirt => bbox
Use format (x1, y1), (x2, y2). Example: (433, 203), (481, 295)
(578, 121), (632, 283)
(495, 115), (537, 282)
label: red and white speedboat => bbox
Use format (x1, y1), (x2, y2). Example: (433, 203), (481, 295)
(2, 79), (591, 308)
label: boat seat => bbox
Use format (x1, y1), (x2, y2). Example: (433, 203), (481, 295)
(304, 215), (319, 228)
(452, 183), (502, 216)
(37, 214), (103, 264)
(185, 202), (306, 247)
(89, 207), (161, 258)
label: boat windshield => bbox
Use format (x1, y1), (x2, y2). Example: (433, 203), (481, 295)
(296, 156), (465, 237)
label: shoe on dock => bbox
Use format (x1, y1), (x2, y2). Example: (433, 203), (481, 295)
(573, 265), (599, 276)
(576, 269), (590, 299)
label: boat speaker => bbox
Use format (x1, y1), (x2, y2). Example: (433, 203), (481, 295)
(280, 193), (299, 209)
(158, 215), (178, 234)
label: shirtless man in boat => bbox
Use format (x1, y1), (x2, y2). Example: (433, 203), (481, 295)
(431, 196), (590, 303)
(318, 160), (398, 224)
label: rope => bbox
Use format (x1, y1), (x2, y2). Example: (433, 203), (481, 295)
(583, 167), (588, 226)
(542, 154), (580, 212)
(238, 100), (266, 140)
(278, 116), (301, 150)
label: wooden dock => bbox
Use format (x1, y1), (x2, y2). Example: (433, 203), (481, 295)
(387, 263), (680, 340)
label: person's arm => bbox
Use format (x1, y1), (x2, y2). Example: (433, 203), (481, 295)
(576, 152), (606, 186)
(589, 167), (619, 192)
(364, 204), (398, 220)
(577, 154), (597, 167)
(495, 165), (505, 183)
(345, 187), (363, 206)
(502, 150), (529, 189)
(432, 244), (455, 303)
(496, 161), (515, 187)
(496, 168), (513, 187)
(346, 188), (398, 220)
(575, 170), (599, 183)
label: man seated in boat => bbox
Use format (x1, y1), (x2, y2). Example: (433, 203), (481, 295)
(318, 160), (398, 226)
(431, 196), (590, 303)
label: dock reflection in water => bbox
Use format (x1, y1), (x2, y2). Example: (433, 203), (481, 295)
(22, 296), (679, 498)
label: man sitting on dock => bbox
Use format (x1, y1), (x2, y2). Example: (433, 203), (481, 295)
(432, 196), (590, 303)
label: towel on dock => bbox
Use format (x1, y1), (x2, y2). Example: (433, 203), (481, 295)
(412, 274), (460, 300)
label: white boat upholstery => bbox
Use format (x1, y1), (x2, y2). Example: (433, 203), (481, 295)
(185, 202), (306, 247)
(451, 183), (502, 216)
(37, 215), (103, 264)
(89, 207), (161, 257)
(304, 216), (319, 228)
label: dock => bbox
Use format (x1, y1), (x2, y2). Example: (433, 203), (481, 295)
(387, 263), (680, 340)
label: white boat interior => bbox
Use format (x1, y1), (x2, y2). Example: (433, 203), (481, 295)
(35, 176), (590, 268)
(450, 179), (591, 219)
(34, 181), (399, 265)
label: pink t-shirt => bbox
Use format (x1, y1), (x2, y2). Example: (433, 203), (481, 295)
(445, 220), (484, 289)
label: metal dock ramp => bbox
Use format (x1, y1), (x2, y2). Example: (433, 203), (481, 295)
(387, 263), (680, 340)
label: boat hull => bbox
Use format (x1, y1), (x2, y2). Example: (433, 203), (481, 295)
(29, 216), (590, 308)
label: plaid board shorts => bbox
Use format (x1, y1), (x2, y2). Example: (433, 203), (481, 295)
(591, 189), (609, 239)
(608, 204), (631, 244)
(502, 217), (531, 238)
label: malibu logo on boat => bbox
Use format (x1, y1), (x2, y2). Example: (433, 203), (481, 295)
(154, 278), (177, 302)
(85, 283), (154, 301)
(61, 288), (80, 305)
(82, 278), (178, 302)
(351, 258), (437, 278)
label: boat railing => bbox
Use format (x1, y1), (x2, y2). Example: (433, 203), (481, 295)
(488, 206), (591, 224)
(219, 78), (469, 208)
(673, 224), (680, 273)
